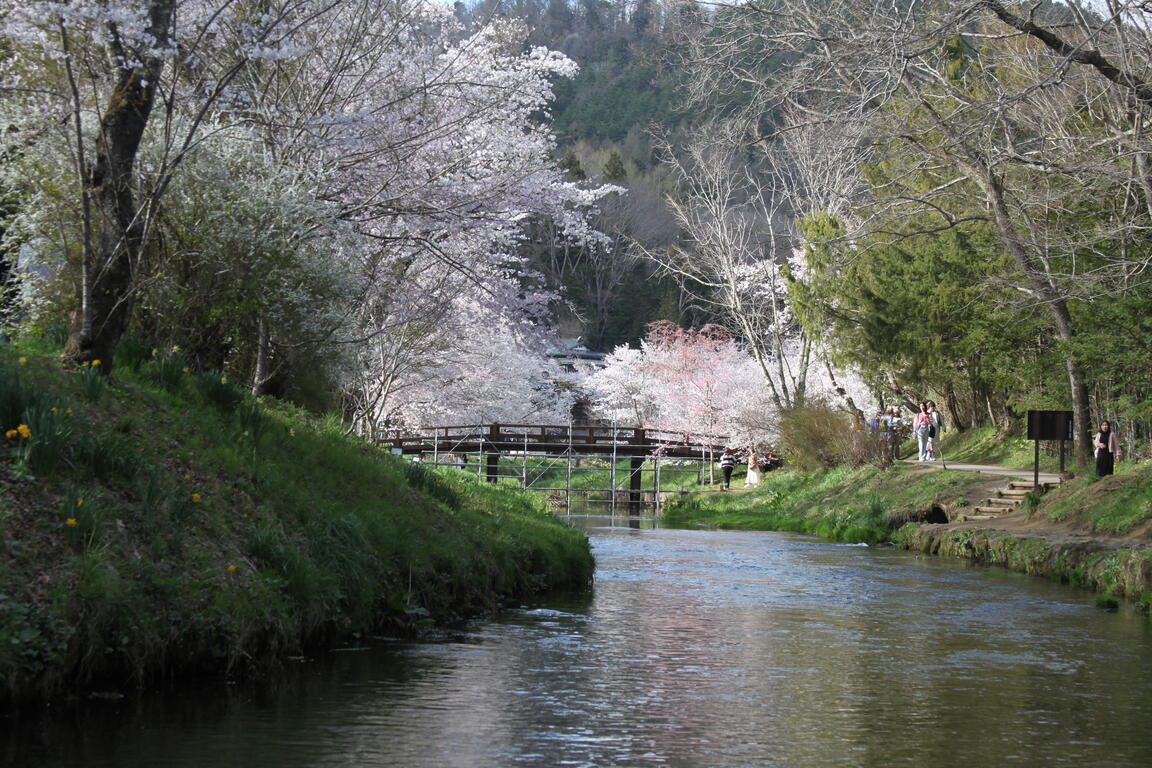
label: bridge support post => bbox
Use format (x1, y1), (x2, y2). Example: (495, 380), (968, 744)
(485, 424), (501, 483)
(628, 456), (644, 516)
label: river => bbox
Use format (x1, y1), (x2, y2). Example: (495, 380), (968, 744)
(6, 519), (1152, 767)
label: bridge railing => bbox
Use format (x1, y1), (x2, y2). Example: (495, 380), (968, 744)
(381, 423), (728, 452)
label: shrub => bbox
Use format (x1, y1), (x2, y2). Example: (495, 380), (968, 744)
(778, 402), (881, 471)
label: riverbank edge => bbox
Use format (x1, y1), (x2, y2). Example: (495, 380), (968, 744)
(1, 349), (595, 706)
(895, 523), (1152, 613)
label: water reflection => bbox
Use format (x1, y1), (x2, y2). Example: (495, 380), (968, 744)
(5, 527), (1152, 767)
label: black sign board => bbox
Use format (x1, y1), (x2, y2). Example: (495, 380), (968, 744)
(1027, 410), (1074, 441)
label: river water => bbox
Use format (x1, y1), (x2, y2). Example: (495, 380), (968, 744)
(7, 519), (1152, 767)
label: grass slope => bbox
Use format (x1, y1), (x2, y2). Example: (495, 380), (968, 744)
(0, 345), (593, 703)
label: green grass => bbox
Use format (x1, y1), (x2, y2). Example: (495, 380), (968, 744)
(661, 464), (982, 544)
(1039, 461), (1152, 534)
(0, 346), (593, 702)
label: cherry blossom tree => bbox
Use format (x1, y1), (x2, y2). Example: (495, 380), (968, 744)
(3, 0), (613, 423)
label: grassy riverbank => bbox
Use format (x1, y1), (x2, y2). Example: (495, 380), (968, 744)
(662, 431), (1152, 610)
(0, 345), (593, 703)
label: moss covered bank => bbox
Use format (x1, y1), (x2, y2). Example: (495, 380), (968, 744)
(0, 348), (593, 704)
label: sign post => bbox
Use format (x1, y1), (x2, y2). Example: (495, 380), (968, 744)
(1026, 410), (1074, 491)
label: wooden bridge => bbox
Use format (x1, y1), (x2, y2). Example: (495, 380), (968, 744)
(381, 423), (730, 516)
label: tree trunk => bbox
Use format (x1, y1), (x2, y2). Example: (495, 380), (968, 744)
(69, 1), (174, 370)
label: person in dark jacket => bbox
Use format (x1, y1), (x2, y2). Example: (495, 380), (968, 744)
(719, 448), (737, 490)
(1094, 420), (1120, 477)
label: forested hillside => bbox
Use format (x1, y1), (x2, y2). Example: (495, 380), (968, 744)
(2, 0), (1151, 457)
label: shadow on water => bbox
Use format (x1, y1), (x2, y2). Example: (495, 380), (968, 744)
(6, 526), (1152, 768)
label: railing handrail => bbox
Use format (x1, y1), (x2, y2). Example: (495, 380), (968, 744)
(381, 423), (728, 449)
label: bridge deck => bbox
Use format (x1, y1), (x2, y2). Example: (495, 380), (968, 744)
(382, 423), (728, 458)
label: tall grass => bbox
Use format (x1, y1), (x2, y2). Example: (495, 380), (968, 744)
(0, 346), (593, 703)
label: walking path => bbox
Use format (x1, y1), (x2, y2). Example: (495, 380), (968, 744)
(898, 459), (1062, 485)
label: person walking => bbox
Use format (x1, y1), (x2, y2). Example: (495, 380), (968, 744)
(1094, 420), (1120, 477)
(926, 401), (945, 460)
(744, 447), (762, 488)
(719, 448), (737, 490)
(913, 402), (933, 461)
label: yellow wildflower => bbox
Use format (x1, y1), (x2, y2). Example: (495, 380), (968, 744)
(171, 345), (180, 352)
(4, 429), (16, 439)
(81, 361), (90, 368)
(289, 428), (296, 437)
(183, 473), (191, 480)
(220, 376), (228, 384)
(182, 367), (190, 373)
(256, 397), (265, 405)
(152, 348), (159, 357)
(226, 564), (238, 574)
(65, 409), (73, 417)
(18, 357), (27, 366)
(50, 407), (58, 415)
(191, 493), (202, 503)
(92, 359), (101, 367)
(65, 518), (77, 527)
(76, 498), (84, 508)
(17, 424), (30, 439)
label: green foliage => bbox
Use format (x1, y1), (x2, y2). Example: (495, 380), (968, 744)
(0, 360), (44, 430)
(113, 334), (151, 372)
(193, 370), (244, 412)
(61, 486), (105, 553)
(144, 347), (188, 392)
(0, 347), (592, 703)
(16, 403), (72, 476)
(76, 362), (107, 403)
(72, 431), (138, 482)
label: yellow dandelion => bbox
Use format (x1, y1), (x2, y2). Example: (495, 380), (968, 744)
(256, 397), (265, 405)
(4, 429), (16, 439)
(220, 376), (228, 384)
(65, 409), (73, 417)
(65, 518), (77, 527)
(17, 424), (31, 439)
(91, 359), (101, 367)
(81, 361), (90, 368)
(152, 348), (159, 357)
(18, 357), (27, 366)
(50, 407), (58, 415)
(191, 493), (202, 503)
(226, 564), (238, 574)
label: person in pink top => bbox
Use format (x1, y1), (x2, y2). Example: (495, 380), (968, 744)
(913, 401), (933, 461)
(1094, 420), (1120, 477)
